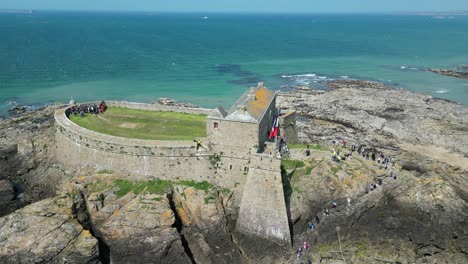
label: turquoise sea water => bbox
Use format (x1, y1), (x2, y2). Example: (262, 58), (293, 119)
(1, 11), (468, 116)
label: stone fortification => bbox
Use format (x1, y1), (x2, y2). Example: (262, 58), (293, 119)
(54, 103), (248, 190)
(54, 84), (296, 244)
(236, 154), (291, 244)
(279, 111), (298, 144)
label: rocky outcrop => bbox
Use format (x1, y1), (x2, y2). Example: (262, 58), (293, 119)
(7, 105), (27, 115)
(0, 197), (99, 263)
(172, 185), (244, 264)
(84, 189), (190, 264)
(427, 67), (468, 79)
(277, 80), (468, 263)
(0, 105), (69, 216)
(277, 81), (468, 157)
(326, 79), (386, 89)
(158, 98), (199, 108)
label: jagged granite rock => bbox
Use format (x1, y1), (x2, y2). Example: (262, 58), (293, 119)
(0, 105), (70, 216)
(172, 185), (244, 264)
(157, 98), (199, 108)
(0, 197), (99, 263)
(277, 81), (468, 157)
(427, 68), (468, 79)
(277, 81), (468, 263)
(0, 180), (15, 206)
(87, 190), (191, 264)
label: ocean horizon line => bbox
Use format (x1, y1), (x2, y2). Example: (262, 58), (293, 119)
(4, 9), (467, 16)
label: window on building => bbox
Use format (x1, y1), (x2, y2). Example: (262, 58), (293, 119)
(214, 122), (218, 129)
(230, 165), (232, 170)
(244, 167), (248, 173)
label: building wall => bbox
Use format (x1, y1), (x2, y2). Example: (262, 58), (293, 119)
(279, 111), (298, 144)
(257, 96), (277, 151)
(206, 119), (259, 149)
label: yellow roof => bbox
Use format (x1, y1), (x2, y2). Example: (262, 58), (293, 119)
(245, 87), (275, 121)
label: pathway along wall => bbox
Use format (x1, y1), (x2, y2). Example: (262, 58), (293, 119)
(54, 102), (248, 190)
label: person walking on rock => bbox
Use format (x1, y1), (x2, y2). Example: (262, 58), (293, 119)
(297, 247), (302, 258)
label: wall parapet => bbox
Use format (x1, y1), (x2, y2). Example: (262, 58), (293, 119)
(105, 101), (212, 115)
(55, 106), (202, 157)
(53, 101), (250, 191)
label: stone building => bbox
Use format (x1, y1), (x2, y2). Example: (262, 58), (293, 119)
(206, 82), (276, 152)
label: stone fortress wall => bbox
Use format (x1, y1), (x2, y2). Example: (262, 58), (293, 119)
(54, 101), (250, 190)
(54, 84), (294, 245)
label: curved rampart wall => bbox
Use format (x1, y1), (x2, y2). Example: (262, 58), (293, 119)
(54, 102), (249, 189)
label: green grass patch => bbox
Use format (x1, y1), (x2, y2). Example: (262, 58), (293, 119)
(114, 179), (173, 197)
(86, 180), (108, 192)
(69, 107), (206, 140)
(177, 180), (213, 191)
(281, 159), (305, 170)
(355, 240), (369, 260)
(317, 241), (339, 258)
(331, 166), (341, 176)
(219, 187), (231, 194)
(113, 179), (214, 198)
(292, 186), (303, 194)
(204, 194), (216, 204)
(288, 144), (327, 151)
(97, 169), (114, 174)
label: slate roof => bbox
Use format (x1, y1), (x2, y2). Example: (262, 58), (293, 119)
(208, 83), (275, 123)
(208, 105), (228, 119)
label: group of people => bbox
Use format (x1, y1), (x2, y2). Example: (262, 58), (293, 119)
(296, 242), (312, 263)
(356, 145), (396, 170)
(275, 137), (290, 158)
(330, 148), (348, 162)
(329, 140), (397, 170)
(299, 199), (340, 262)
(69, 101), (107, 117)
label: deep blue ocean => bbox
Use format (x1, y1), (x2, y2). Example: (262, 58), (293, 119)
(1, 11), (468, 116)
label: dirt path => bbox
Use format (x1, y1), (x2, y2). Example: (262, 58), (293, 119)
(398, 143), (468, 172)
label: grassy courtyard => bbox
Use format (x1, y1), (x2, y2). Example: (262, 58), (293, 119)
(69, 107), (206, 140)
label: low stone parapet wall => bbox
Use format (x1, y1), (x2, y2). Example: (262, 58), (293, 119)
(53, 102), (248, 190)
(105, 101), (212, 115)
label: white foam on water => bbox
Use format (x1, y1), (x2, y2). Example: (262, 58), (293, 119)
(433, 90), (448, 94)
(295, 73), (317, 77)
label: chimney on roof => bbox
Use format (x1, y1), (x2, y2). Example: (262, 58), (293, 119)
(237, 105), (246, 112)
